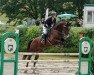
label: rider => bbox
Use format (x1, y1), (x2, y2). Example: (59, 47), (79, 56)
(41, 11), (56, 44)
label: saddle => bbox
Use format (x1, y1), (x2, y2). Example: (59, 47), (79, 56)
(40, 29), (52, 44)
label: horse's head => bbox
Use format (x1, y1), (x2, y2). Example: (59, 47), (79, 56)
(54, 20), (71, 39)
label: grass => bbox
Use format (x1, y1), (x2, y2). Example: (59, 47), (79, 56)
(39, 55), (78, 60)
(0, 53), (78, 60)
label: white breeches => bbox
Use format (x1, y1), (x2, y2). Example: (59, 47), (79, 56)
(43, 26), (48, 34)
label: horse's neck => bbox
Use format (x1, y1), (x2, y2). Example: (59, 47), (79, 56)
(54, 28), (62, 33)
(49, 30), (59, 40)
(49, 28), (62, 37)
(48, 24), (63, 40)
(53, 24), (63, 32)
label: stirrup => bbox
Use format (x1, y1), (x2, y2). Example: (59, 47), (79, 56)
(41, 39), (46, 44)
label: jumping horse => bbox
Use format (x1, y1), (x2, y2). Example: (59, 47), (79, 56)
(22, 20), (71, 73)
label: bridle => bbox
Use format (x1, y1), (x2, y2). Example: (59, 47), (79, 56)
(46, 22), (70, 45)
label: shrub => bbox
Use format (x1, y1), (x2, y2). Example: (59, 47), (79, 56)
(43, 46), (78, 53)
(0, 25), (94, 53)
(66, 27), (87, 47)
(17, 25), (42, 51)
(26, 26), (42, 41)
(61, 27), (92, 52)
(16, 25), (28, 51)
(14, 27), (94, 52)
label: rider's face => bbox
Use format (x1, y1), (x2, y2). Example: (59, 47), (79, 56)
(52, 14), (56, 18)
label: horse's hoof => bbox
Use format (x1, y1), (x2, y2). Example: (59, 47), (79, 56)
(24, 70), (27, 73)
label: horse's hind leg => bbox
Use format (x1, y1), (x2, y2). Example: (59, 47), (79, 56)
(33, 55), (39, 67)
(24, 55), (32, 73)
(26, 55), (32, 67)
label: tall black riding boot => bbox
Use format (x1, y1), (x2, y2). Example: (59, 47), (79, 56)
(41, 34), (47, 44)
(44, 34), (47, 44)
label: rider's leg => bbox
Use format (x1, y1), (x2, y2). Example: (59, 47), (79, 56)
(44, 34), (47, 43)
(41, 34), (47, 43)
(41, 26), (48, 43)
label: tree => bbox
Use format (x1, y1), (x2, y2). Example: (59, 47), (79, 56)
(88, 0), (94, 4)
(0, 0), (64, 24)
(62, 2), (74, 14)
(0, 0), (42, 24)
(73, 0), (87, 18)
(0, 0), (88, 24)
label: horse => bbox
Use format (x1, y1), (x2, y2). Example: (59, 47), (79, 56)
(22, 20), (71, 73)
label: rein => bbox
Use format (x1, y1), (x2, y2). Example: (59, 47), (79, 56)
(47, 38), (53, 45)
(46, 30), (65, 45)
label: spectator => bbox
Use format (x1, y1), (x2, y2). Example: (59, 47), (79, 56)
(76, 18), (83, 27)
(40, 18), (45, 27)
(26, 18), (32, 26)
(35, 20), (40, 26)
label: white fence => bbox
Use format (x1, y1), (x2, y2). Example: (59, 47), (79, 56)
(18, 52), (79, 70)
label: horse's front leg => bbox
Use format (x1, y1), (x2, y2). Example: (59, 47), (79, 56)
(33, 55), (39, 67)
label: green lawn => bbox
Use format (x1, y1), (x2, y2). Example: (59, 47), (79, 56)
(39, 55), (78, 60)
(0, 53), (78, 60)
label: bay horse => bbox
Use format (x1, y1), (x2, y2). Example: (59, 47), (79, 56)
(23, 20), (71, 72)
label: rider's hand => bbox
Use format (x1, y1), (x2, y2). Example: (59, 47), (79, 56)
(44, 24), (48, 28)
(51, 25), (53, 28)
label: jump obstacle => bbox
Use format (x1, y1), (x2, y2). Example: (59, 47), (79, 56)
(0, 32), (19, 75)
(0, 32), (93, 75)
(78, 37), (93, 75)
(18, 53), (78, 70)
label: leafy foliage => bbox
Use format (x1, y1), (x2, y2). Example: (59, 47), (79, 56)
(26, 25), (42, 41)
(0, 26), (94, 52)
(17, 25), (42, 51)
(0, 0), (89, 24)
